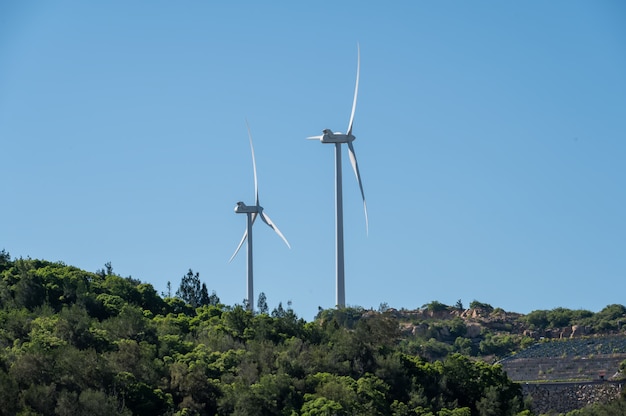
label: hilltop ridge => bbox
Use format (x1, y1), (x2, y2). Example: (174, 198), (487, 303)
(355, 300), (626, 364)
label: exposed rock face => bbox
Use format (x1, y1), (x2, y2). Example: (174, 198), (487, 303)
(466, 323), (482, 338)
(571, 325), (587, 338)
(519, 325), (592, 341)
(412, 323), (429, 337)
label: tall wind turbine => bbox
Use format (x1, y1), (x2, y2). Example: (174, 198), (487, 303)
(307, 45), (367, 308)
(230, 121), (291, 312)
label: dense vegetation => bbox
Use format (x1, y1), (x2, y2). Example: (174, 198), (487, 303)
(521, 306), (626, 333)
(0, 250), (624, 415)
(397, 300), (626, 362)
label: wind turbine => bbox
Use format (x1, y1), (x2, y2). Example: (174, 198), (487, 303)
(230, 121), (291, 312)
(307, 45), (367, 308)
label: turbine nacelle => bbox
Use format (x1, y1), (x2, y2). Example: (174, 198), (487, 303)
(234, 201), (261, 214)
(312, 129), (356, 144)
(307, 129), (356, 143)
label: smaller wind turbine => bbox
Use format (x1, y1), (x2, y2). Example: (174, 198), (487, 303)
(230, 121), (290, 312)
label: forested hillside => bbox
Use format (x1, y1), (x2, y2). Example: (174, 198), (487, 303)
(0, 250), (624, 415)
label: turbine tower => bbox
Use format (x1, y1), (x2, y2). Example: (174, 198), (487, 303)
(230, 121), (290, 312)
(307, 45), (367, 308)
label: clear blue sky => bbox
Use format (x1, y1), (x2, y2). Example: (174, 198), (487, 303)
(1, 1), (624, 321)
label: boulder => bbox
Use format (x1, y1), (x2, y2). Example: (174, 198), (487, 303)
(560, 326), (573, 339)
(570, 325), (587, 338)
(466, 323), (482, 338)
(523, 329), (537, 339)
(412, 323), (429, 337)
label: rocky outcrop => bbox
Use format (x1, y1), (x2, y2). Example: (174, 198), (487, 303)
(521, 325), (592, 341)
(395, 307), (623, 355)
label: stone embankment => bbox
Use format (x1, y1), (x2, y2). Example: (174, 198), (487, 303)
(501, 354), (626, 382)
(522, 381), (624, 414)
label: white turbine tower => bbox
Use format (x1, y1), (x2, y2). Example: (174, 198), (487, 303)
(230, 121), (291, 311)
(307, 45), (367, 308)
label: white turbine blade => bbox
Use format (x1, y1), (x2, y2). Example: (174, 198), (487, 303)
(346, 43), (360, 137)
(259, 211), (291, 249)
(306, 135), (323, 141)
(229, 229), (248, 263)
(347, 141), (368, 234)
(228, 213), (258, 262)
(246, 120), (259, 206)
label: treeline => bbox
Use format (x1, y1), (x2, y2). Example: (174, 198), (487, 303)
(521, 305), (626, 333)
(418, 299), (626, 335)
(0, 252), (531, 415)
(400, 300), (626, 361)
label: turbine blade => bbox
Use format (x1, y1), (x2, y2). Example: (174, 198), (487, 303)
(346, 43), (360, 137)
(229, 229), (248, 263)
(306, 135), (323, 140)
(228, 213), (258, 262)
(259, 211), (291, 249)
(347, 141), (368, 234)
(246, 120), (259, 206)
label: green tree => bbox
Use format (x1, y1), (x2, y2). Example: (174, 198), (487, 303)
(96, 261), (114, 278)
(476, 386), (500, 416)
(13, 265), (46, 310)
(419, 338), (453, 361)
(301, 396), (344, 416)
(176, 269), (201, 307)
(424, 300), (449, 313)
(137, 283), (168, 315)
(114, 372), (173, 416)
(356, 374), (390, 415)
(523, 310), (548, 330)
(588, 304), (626, 331)
(469, 300), (493, 312)
(199, 283), (210, 306)
(176, 269), (215, 308)
(170, 361), (221, 415)
(453, 337), (473, 356)
(163, 281), (172, 298)
(307, 372), (359, 414)
(0, 249), (11, 273)
(439, 408), (471, 416)
(101, 274), (141, 306)
(257, 292), (269, 314)
(0, 367), (19, 415)
(65, 388), (132, 416)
